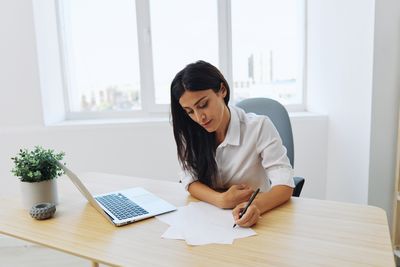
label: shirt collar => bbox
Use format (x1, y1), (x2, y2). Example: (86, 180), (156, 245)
(219, 106), (241, 148)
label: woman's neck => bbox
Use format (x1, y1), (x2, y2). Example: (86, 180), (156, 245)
(215, 106), (231, 146)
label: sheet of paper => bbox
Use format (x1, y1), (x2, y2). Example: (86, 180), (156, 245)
(156, 206), (183, 226)
(161, 226), (183, 239)
(156, 202), (256, 245)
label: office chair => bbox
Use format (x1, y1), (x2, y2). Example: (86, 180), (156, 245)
(236, 98), (305, 197)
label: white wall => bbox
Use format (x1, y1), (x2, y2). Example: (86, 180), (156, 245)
(368, 0), (400, 226)
(0, 0), (43, 127)
(0, 116), (327, 198)
(0, 0), (328, 201)
(0, 122), (179, 182)
(307, 0), (376, 204)
(291, 113), (328, 199)
(307, 0), (400, 227)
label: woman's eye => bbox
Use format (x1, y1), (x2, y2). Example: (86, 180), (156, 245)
(199, 102), (208, 109)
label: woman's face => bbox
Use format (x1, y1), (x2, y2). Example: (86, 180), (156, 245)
(179, 87), (228, 133)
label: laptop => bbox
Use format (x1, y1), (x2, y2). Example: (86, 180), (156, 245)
(58, 163), (177, 226)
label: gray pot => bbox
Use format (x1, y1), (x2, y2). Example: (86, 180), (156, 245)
(20, 179), (58, 210)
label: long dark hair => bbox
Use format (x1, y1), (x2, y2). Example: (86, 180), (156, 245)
(170, 60), (230, 188)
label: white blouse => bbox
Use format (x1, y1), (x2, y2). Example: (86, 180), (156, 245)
(180, 105), (295, 192)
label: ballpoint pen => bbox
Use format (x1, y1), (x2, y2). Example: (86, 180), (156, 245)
(233, 188), (260, 228)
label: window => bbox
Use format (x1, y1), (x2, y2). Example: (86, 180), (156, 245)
(150, 0), (218, 104)
(58, 0), (141, 114)
(56, 0), (305, 119)
(231, 0), (304, 106)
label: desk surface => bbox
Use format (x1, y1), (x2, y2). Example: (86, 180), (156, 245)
(0, 173), (395, 267)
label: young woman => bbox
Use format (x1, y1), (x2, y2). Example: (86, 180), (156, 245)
(170, 60), (294, 227)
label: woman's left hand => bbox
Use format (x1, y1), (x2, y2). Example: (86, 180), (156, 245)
(232, 202), (261, 227)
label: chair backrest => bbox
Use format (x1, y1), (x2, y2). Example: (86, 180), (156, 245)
(236, 98), (294, 167)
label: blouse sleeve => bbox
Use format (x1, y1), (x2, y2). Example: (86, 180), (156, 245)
(256, 117), (295, 188)
(179, 169), (198, 191)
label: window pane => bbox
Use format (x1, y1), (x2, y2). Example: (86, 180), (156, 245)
(150, 0), (219, 104)
(231, 0), (303, 105)
(58, 0), (141, 112)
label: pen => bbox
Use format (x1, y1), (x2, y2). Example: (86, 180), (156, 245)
(233, 188), (260, 228)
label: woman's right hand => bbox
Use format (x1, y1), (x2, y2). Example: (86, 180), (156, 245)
(218, 184), (254, 209)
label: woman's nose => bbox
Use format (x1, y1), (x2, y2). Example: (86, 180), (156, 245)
(195, 111), (205, 123)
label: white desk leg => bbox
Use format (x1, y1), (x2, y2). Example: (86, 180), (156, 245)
(91, 261), (99, 267)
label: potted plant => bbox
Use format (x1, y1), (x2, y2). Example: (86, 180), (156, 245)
(11, 146), (65, 210)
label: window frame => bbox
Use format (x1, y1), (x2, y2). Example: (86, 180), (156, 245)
(55, 0), (306, 120)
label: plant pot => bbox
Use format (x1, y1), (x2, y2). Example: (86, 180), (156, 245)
(20, 179), (58, 210)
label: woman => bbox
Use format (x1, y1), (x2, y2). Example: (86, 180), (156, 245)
(170, 60), (294, 227)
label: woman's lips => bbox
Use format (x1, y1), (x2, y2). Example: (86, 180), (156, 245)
(202, 120), (212, 127)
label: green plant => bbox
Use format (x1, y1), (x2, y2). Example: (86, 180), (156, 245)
(11, 146), (65, 183)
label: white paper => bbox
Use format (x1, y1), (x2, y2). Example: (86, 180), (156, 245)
(161, 226), (183, 239)
(157, 206), (183, 226)
(156, 202), (256, 245)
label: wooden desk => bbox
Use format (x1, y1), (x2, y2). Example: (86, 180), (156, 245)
(0, 173), (395, 266)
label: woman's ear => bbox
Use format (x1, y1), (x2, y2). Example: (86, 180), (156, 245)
(220, 82), (227, 97)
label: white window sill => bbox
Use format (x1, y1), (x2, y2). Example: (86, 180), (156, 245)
(50, 111), (327, 127)
(51, 116), (170, 127)
(1, 111), (327, 134)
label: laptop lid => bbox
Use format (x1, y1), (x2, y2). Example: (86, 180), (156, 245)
(58, 162), (176, 226)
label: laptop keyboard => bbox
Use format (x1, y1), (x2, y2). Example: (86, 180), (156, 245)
(95, 193), (149, 220)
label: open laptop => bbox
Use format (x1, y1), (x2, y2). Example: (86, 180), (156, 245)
(58, 163), (177, 226)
